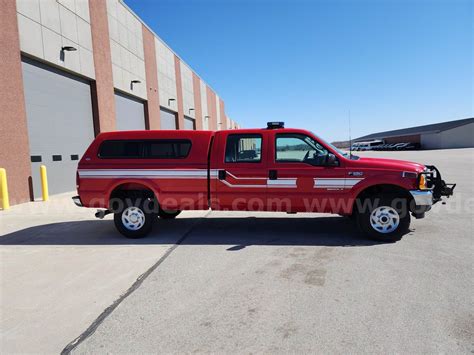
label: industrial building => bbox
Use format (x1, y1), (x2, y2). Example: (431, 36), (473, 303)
(1, 0), (239, 206)
(354, 118), (474, 149)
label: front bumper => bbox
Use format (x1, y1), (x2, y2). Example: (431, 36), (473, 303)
(409, 165), (456, 219)
(409, 190), (433, 218)
(409, 190), (433, 207)
(422, 165), (456, 202)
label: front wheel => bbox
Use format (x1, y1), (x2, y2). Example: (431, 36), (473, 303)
(356, 195), (411, 242)
(114, 199), (154, 238)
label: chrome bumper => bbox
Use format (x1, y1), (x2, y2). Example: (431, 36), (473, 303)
(72, 195), (83, 207)
(410, 190), (433, 207)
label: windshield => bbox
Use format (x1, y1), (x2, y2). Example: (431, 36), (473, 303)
(312, 132), (359, 160)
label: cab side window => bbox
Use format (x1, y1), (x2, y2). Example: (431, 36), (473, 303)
(275, 134), (329, 166)
(225, 134), (262, 163)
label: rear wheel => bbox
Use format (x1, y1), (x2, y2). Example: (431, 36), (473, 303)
(114, 199), (154, 238)
(356, 195), (410, 242)
(158, 209), (181, 219)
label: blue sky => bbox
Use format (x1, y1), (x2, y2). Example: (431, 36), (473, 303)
(125, 0), (473, 142)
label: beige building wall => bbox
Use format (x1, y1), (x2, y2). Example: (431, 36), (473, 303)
(200, 80), (209, 130)
(421, 133), (440, 149)
(191, 73), (202, 130)
(180, 63), (195, 119)
(106, 0), (146, 99)
(215, 94), (221, 130)
(16, 0), (95, 79)
(422, 123), (474, 149)
(14, 0), (235, 130)
(440, 123), (474, 148)
(219, 98), (226, 129)
(6, 0), (238, 205)
(155, 38), (178, 112)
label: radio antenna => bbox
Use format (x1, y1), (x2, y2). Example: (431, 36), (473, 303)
(348, 109), (352, 158)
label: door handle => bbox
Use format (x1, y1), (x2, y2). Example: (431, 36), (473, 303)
(218, 170), (226, 180)
(269, 170), (278, 180)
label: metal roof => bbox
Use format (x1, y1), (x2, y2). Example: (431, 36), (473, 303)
(355, 117), (474, 142)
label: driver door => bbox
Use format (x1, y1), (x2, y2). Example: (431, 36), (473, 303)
(266, 132), (346, 213)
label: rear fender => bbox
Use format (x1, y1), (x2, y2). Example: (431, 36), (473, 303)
(106, 179), (162, 209)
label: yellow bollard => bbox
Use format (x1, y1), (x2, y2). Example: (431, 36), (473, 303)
(0, 168), (10, 210)
(40, 165), (49, 202)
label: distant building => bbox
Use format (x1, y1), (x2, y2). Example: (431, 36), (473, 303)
(330, 141), (350, 149)
(354, 118), (474, 149)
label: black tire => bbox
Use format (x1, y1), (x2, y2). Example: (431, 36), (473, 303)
(355, 195), (411, 242)
(157, 209), (181, 219)
(342, 213), (357, 221)
(113, 198), (155, 238)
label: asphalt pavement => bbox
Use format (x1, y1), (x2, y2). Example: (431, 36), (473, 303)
(1, 148), (472, 353)
(73, 149), (473, 353)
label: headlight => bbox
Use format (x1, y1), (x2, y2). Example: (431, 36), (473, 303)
(419, 174), (428, 190)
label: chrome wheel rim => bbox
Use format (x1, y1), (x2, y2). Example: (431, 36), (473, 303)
(122, 206), (145, 231)
(370, 206), (400, 234)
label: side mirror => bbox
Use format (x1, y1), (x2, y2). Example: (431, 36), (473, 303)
(326, 153), (339, 166)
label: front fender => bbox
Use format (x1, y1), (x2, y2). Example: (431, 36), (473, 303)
(346, 174), (414, 213)
(352, 174), (413, 195)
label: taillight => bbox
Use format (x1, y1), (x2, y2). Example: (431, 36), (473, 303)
(76, 171), (79, 190)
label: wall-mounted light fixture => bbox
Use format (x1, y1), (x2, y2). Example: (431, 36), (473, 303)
(60, 46), (77, 62)
(62, 46), (77, 52)
(130, 80), (141, 90)
(204, 115), (210, 119)
(168, 98), (176, 105)
(189, 108), (195, 113)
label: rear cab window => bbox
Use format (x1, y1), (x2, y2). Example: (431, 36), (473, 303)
(224, 134), (262, 163)
(98, 140), (192, 159)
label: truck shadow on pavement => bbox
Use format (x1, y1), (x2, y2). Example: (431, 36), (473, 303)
(0, 216), (399, 247)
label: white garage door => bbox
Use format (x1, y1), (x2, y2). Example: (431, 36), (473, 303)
(160, 107), (177, 129)
(115, 91), (146, 130)
(22, 58), (95, 199)
(184, 116), (196, 130)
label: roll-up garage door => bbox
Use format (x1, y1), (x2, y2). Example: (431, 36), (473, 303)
(115, 91), (146, 130)
(184, 116), (196, 130)
(22, 57), (95, 199)
(160, 107), (177, 130)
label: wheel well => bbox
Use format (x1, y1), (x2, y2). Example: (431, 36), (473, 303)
(353, 184), (413, 212)
(109, 183), (156, 204)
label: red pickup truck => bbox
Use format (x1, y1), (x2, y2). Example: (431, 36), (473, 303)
(73, 122), (455, 242)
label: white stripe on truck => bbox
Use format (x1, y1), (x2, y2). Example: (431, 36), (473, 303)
(314, 178), (364, 189)
(78, 170), (364, 189)
(78, 169), (209, 178)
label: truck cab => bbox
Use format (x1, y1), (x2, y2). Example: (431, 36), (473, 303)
(74, 122), (455, 242)
(210, 125), (346, 213)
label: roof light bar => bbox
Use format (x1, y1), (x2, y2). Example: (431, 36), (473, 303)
(267, 122), (285, 129)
